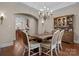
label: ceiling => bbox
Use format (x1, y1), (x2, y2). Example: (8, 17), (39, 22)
(23, 2), (77, 11)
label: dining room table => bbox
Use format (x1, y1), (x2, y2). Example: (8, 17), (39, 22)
(29, 32), (55, 42)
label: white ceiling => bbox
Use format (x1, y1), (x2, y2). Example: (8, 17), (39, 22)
(23, 2), (77, 11)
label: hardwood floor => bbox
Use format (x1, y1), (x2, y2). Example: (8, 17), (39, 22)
(59, 43), (79, 56)
(0, 40), (25, 56)
(0, 41), (79, 56)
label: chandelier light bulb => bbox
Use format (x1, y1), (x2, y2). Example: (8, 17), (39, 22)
(44, 6), (46, 9)
(50, 10), (53, 13)
(42, 20), (44, 24)
(40, 9), (43, 11)
(1, 13), (4, 16)
(47, 8), (49, 11)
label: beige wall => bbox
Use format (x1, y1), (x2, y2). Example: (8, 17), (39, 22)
(53, 3), (79, 43)
(15, 15), (27, 29)
(28, 17), (38, 35)
(38, 15), (54, 34)
(0, 2), (38, 48)
(15, 14), (38, 35)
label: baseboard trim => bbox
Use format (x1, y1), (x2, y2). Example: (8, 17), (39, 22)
(74, 40), (79, 44)
(0, 41), (13, 48)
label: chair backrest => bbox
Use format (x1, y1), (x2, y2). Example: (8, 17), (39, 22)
(22, 30), (30, 48)
(58, 30), (65, 43)
(15, 29), (29, 55)
(16, 29), (30, 48)
(51, 30), (60, 48)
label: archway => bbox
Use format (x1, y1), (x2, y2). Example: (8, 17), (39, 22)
(15, 13), (39, 36)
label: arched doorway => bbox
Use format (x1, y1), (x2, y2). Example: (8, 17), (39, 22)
(15, 13), (38, 36)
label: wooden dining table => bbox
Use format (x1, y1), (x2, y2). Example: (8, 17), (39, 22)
(29, 32), (54, 42)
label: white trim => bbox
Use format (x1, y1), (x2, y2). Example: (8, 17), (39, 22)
(74, 40), (79, 44)
(0, 41), (13, 48)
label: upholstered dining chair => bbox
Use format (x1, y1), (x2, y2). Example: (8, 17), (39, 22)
(15, 29), (28, 56)
(57, 30), (64, 53)
(41, 30), (60, 56)
(22, 30), (41, 56)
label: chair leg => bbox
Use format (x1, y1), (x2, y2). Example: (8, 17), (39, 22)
(23, 48), (26, 56)
(55, 48), (58, 56)
(39, 46), (41, 56)
(57, 44), (60, 53)
(51, 49), (53, 56)
(28, 48), (30, 56)
(59, 44), (62, 50)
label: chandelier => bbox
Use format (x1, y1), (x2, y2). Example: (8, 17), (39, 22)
(38, 6), (53, 33)
(39, 6), (53, 21)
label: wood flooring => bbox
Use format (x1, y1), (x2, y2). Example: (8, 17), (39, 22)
(0, 41), (79, 56)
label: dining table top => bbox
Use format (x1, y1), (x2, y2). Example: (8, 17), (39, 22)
(34, 33), (53, 39)
(29, 32), (54, 42)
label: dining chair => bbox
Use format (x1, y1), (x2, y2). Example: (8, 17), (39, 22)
(41, 30), (60, 56)
(15, 29), (28, 56)
(57, 30), (64, 53)
(22, 30), (41, 56)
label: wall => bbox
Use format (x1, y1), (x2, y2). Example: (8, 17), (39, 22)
(15, 15), (27, 29)
(53, 3), (79, 43)
(38, 15), (54, 34)
(15, 14), (38, 36)
(0, 2), (38, 48)
(28, 17), (38, 35)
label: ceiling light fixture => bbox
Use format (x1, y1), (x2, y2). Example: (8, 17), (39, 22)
(39, 6), (53, 21)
